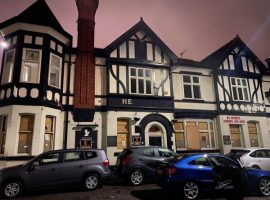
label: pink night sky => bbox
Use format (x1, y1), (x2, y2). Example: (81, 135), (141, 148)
(0, 0), (270, 64)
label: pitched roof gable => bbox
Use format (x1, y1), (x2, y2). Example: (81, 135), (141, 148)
(105, 18), (178, 63)
(0, 0), (71, 38)
(201, 35), (267, 72)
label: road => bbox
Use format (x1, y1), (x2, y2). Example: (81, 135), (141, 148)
(16, 183), (269, 200)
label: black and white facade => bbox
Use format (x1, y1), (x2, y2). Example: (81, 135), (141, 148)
(0, 0), (269, 164)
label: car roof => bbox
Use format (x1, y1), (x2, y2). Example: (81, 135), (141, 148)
(44, 148), (104, 154)
(230, 147), (270, 151)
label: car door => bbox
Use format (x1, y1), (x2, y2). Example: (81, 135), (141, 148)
(254, 150), (270, 171)
(57, 150), (87, 184)
(140, 148), (159, 176)
(209, 155), (246, 190)
(24, 152), (62, 188)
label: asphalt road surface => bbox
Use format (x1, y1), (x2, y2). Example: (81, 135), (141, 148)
(16, 183), (269, 200)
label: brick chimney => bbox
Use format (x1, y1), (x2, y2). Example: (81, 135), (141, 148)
(73, 0), (99, 122)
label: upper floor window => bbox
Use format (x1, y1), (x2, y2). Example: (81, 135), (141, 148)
(49, 54), (62, 88)
(183, 75), (201, 99)
(1, 49), (15, 85)
(20, 48), (41, 83)
(130, 67), (152, 95)
(230, 77), (249, 101)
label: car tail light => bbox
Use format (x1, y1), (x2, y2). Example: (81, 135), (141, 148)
(165, 167), (176, 176)
(121, 156), (131, 165)
(103, 159), (110, 167)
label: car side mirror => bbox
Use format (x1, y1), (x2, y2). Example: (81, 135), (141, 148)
(30, 161), (39, 170)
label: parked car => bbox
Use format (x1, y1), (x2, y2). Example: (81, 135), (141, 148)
(156, 153), (270, 200)
(0, 149), (111, 198)
(115, 146), (178, 185)
(226, 147), (270, 171)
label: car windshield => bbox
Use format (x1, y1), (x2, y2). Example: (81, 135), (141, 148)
(226, 149), (250, 158)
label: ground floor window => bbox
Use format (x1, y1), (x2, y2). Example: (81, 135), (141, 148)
(44, 116), (55, 152)
(229, 124), (242, 147)
(174, 120), (216, 150)
(18, 115), (34, 154)
(247, 122), (260, 147)
(117, 118), (130, 150)
(0, 116), (7, 154)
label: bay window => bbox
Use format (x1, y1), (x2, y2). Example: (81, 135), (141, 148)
(1, 49), (15, 84)
(49, 54), (62, 88)
(20, 49), (41, 83)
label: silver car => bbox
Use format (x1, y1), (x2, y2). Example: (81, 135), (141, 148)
(0, 149), (111, 198)
(226, 147), (270, 171)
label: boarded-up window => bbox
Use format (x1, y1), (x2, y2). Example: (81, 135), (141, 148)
(117, 119), (129, 150)
(18, 115), (34, 154)
(174, 122), (185, 149)
(199, 122), (210, 148)
(248, 122), (259, 147)
(0, 116), (7, 154)
(230, 124), (242, 147)
(44, 116), (55, 152)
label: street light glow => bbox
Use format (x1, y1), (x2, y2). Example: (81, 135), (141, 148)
(1, 41), (9, 48)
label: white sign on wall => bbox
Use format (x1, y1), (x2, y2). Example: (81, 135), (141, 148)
(223, 116), (246, 124)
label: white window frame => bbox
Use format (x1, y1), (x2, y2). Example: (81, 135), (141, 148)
(182, 75), (201, 99)
(1, 49), (15, 85)
(230, 77), (250, 101)
(48, 53), (62, 88)
(20, 48), (42, 83)
(129, 67), (152, 95)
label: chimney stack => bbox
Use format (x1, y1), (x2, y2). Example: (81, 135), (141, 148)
(73, 0), (99, 122)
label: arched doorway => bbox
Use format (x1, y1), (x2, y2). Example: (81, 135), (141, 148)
(145, 122), (167, 147)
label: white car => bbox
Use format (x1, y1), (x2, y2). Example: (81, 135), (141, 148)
(226, 148), (270, 171)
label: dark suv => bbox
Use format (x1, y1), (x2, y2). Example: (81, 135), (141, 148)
(0, 149), (111, 198)
(115, 146), (177, 185)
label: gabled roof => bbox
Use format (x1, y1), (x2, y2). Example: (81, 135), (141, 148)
(0, 0), (71, 39)
(201, 35), (268, 73)
(105, 18), (178, 63)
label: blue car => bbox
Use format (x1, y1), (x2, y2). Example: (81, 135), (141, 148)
(157, 154), (270, 199)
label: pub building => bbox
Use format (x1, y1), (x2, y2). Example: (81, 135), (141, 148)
(0, 0), (269, 164)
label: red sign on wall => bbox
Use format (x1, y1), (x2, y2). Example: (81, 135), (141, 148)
(223, 116), (246, 124)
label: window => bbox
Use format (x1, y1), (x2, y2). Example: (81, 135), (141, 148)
(248, 122), (260, 147)
(183, 75), (201, 99)
(64, 151), (85, 161)
(189, 157), (211, 166)
(174, 121), (216, 150)
(44, 116), (55, 152)
(20, 49), (41, 83)
(158, 148), (176, 158)
(38, 153), (60, 165)
(199, 122), (210, 148)
(0, 116), (7, 154)
(130, 67), (152, 95)
(1, 49), (15, 84)
(117, 119), (130, 150)
(49, 54), (62, 88)
(142, 148), (156, 157)
(229, 124), (242, 147)
(85, 151), (97, 159)
(174, 122), (185, 149)
(18, 115), (34, 154)
(230, 77), (249, 101)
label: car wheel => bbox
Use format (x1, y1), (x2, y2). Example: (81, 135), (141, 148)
(252, 165), (261, 170)
(183, 181), (199, 200)
(259, 177), (270, 197)
(130, 169), (144, 186)
(84, 174), (100, 191)
(3, 180), (23, 198)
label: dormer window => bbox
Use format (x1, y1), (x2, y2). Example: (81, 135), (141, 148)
(1, 49), (15, 85)
(49, 54), (62, 88)
(20, 48), (41, 83)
